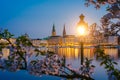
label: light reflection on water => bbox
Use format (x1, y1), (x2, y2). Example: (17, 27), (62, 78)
(58, 48), (120, 60)
(0, 48), (120, 80)
(57, 48), (120, 80)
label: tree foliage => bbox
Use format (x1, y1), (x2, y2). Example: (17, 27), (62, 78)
(0, 29), (33, 69)
(86, 0), (120, 36)
(85, 1), (120, 79)
(95, 47), (120, 79)
(0, 29), (95, 80)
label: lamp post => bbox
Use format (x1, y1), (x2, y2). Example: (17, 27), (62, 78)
(77, 14), (88, 65)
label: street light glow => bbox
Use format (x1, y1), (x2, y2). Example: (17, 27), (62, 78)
(77, 26), (85, 36)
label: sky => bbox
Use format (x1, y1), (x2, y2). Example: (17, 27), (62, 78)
(0, 0), (108, 39)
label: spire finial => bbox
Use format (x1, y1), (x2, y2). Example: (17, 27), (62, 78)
(63, 24), (66, 37)
(52, 24), (56, 36)
(52, 24), (55, 32)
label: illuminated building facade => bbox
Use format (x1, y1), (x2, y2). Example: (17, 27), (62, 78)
(47, 14), (120, 47)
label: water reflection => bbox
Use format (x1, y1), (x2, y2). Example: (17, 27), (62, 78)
(104, 48), (118, 59)
(57, 48), (120, 60)
(58, 48), (79, 59)
(57, 47), (120, 77)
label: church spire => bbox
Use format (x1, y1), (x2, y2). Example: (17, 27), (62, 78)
(52, 24), (56, 36)
(63, 24), (66, 37)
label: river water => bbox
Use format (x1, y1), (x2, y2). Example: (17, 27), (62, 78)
(57, 47), (120, 80)
(0, 48), (120, 80)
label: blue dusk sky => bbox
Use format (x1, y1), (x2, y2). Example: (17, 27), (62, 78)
(0, 0), (108, 38)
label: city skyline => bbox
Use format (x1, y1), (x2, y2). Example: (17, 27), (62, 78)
(0, 0), (107, 38)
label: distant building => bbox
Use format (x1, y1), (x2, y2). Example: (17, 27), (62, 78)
(52, 24), (56, 36)
(48, 36), (62, 46)
(31, 39), (48, 47)
(40, 40), (48, 47)
(63, 24), (66, 37)
(48, 25), (62, 46)
(0, 38), (16, 44)
(62, 25), (77, 46)
(62, 35), (76, 46)
(47, 14), (120, 47)
(48, 24), (78, 47)
(0, 39), (7, 43)
(31, 39), (41, 47)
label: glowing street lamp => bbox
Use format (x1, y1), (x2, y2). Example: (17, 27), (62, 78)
(77, 14), (88, 65)
(77, 26), (86, 36)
